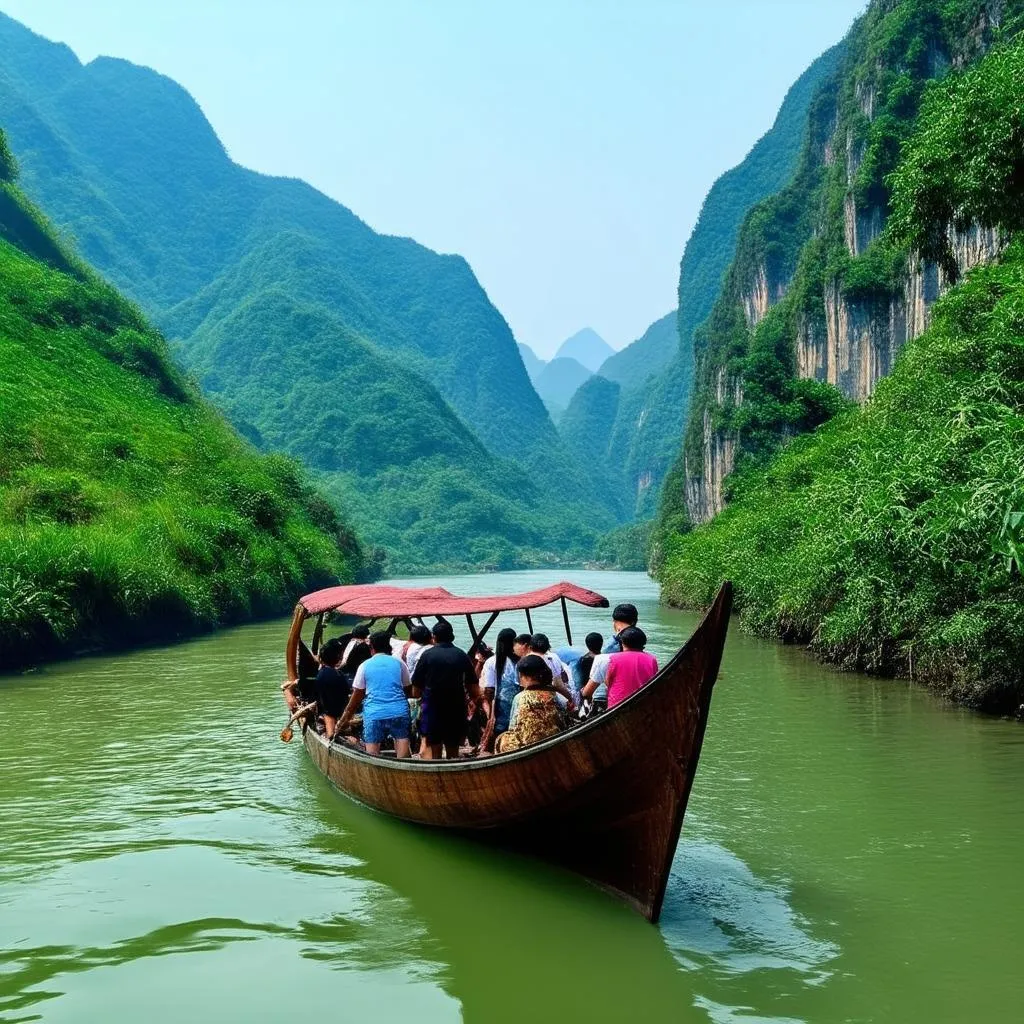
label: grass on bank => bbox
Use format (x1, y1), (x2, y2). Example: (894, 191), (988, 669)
(660, 239), (1024, 711)
(0, 163), (361, 669)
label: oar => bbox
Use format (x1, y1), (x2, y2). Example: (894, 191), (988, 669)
(280, 701), (318, 743)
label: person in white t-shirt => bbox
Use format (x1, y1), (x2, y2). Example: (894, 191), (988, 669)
(402, 624), (433, 676)
(529, 633), (576, 712)
(342, 625), (370, 668)
(584, 652), (612, 712)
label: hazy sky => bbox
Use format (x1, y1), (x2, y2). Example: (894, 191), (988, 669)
(2, 0), (865, 356)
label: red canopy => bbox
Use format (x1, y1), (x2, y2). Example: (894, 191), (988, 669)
(298, 581), (608, 619)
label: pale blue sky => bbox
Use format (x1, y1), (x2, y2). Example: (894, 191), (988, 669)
(2, 0), (865, 355)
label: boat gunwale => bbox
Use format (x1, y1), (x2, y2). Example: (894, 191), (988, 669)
(302, 591), (725, 774)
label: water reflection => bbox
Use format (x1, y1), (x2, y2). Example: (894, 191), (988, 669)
(304, 765), (699, 1023)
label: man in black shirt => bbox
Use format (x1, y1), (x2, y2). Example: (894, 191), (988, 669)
(412, 620), (481, 759)
(316, 638), (351, 742)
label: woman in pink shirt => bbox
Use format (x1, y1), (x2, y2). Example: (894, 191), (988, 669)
(583, 627), (658, 709)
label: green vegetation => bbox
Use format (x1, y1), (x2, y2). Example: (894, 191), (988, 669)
(676, 42), (847, 369)
(659, 28), (1024, 711)
(888, 42), (1024, 276)
(594, 311), (678, 392)
(183, 287), (608, 571)
(664, 0), (1024, 537)
(594, 521), (653, 572)
(0, 154), (361, 669)
(0, 13), (612, 572)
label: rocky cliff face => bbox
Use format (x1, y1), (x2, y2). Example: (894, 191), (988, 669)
(684, 367), (743, 523)
(797, 225), (1004, 403)
(675, 0), (1014, 528)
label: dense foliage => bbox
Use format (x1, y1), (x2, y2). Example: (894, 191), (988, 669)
(659, 27), (1024, 711)
(0, 167), (362, 668)
(593, 521), (654, 572)
(661, 241), (1024, 711)
(888, 41), (1024, 276)
(671, 0), (1024, 519)
(0, 14), (612, 571)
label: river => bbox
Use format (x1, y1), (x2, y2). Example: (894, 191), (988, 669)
(1, 570), (1022, 1023)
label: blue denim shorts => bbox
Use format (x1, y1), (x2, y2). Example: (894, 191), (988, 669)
(363, 714), (411, 745)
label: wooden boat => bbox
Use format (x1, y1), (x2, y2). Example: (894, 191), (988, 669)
(282, 579), (733, 922)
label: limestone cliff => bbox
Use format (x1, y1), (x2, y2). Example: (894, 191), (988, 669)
(670, 0), (1017, 529)
(797, 225), (1004, 403)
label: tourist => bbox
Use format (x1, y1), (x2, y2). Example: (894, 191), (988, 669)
(529, 633), (577, 709)
(403, 623), (433, 675)
(335, 630), (412, 756)
(513, 633), (533, 659)
(412, 620), (480, 759)
(342, 624), (372, 677)
(316, 637), (351, 742)
(495, 654), (567, 753)
(572, 632), (604, 707)
(470, 640), (493, 680)
(603, 603), (639, 654)
(583, 626), (658, 709)
(481, 627), (520, 740)
(466, 640), (493, 747)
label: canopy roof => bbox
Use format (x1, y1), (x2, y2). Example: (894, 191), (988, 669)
(298, 581), (608, 619)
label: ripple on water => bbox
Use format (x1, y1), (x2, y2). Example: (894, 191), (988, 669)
(4, 570), (1024, 1024)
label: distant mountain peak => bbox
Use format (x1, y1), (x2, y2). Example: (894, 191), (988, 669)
(517, 342), (545, 383)
(554, 328), (614, 372)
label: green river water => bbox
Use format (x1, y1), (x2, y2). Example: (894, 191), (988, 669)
(2, 570), (1022, 1023)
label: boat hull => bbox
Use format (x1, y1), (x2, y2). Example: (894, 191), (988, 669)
(301, 582), (732, 921)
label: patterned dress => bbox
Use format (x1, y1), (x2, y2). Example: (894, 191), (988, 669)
(495, 686), (566, 753)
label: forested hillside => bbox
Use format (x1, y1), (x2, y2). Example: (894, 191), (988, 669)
(0, 13), (612, 571)
(659, 0), (1024, 711)
(559, 41), (846, 525)
(0, 137), (362, 669)
(533, 356), (593, 420)
(596, 311), (677, 391)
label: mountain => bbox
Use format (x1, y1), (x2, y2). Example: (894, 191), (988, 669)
(0, 138), (362, 669)
(564, 40), (847, 526)
(554, 328), (615, 372)
(658, 0), (1024, 710)
(0, 13), (613, 571)
(533, 356), (593, 421)
(518, 342), (545, 382)
(596, 311), (677, 390)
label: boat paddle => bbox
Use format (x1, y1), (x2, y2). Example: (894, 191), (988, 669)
(280, 701), (318, 743)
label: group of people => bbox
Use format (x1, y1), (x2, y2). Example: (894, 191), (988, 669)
(309, 601), (659, 758)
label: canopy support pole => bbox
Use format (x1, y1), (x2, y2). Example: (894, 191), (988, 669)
(311, 613), (326, 656)
(465, 614), (479, 647)
(476, 611), (500, 644)
(385, 617), (399, 636)
(561, 597), (573, 647)
(525, 607), (534, 633)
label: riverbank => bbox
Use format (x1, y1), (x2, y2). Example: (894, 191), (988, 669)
(0, 160), (369, 674)
(657, 246), (1024, 716)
